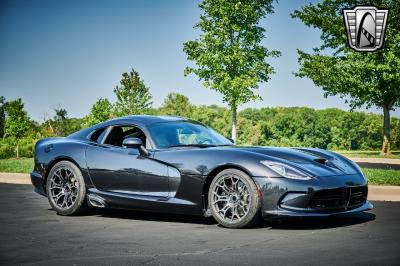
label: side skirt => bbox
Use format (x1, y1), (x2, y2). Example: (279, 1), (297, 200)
(86, 188), (202, 216)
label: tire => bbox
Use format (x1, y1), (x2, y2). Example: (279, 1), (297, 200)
(208, 169), (261, 228)
(46, 161), (87, 215)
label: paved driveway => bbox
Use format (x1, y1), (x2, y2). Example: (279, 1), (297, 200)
(0, 183), (399, 265)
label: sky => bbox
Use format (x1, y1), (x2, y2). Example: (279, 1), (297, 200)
(1, 0), (398, 121)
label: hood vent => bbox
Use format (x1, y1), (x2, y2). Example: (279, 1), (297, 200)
(314, 158), (328, 165)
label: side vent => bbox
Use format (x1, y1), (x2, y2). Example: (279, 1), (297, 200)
(87, 194), (106, 208)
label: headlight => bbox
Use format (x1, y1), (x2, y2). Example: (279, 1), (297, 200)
(260, 160), (312, 180)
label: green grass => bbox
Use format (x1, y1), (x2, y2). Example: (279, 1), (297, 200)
(0, 158), (34, 173)
(337, 150), (400, 159)
(362, 168), (400, 186)
(0, 158), (399, 186)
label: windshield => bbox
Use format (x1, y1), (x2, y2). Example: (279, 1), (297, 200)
(148, 121), (232, 149)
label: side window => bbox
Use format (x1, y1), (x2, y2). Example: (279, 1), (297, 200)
(103, 125), (148, 148)
(89, 128), (107, 143)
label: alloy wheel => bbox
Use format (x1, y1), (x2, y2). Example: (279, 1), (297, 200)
(49, 166), (79, 209)
(211, 173), (251, 223)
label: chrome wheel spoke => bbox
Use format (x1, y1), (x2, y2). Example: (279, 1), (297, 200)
(212, 192), (229, 203)
(216, 183), (230, 194)
(220, 204), (230, 218)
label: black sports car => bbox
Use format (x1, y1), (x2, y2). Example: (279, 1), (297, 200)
(31, 115), (372, 228)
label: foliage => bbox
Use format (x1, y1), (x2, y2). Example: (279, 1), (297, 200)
(0, 96), (6, 138)
(192, 105), (231, 137)
(4, 98), (32, 158)
(53, 107), (68, 136)
(4, 99), (31, 139)
(113, 68), (153, 116)
(183, 0), (280, 141)
(292, 0), (400, 154)
(159, 93), (194, 117)
(86, 98), (114, 126)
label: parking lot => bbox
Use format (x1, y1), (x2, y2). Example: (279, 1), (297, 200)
(0, 183), (399, 265)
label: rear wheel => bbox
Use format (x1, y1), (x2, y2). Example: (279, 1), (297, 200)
(46, 161), (87, 215)
(208, 169), (261, 228)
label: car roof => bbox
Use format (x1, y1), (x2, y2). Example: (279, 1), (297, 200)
(111, 115), (186, 126)
(68, 115), (189, 140)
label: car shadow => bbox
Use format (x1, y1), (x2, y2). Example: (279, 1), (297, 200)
(91, 208), (217, 225)
(87, 208), (375, 229)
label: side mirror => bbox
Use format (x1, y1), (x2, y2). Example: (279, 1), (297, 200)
(122, 138), (149, 156)
(122, 138), (142, 148)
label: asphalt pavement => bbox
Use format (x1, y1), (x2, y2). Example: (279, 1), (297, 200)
(0, 183), (399, 266)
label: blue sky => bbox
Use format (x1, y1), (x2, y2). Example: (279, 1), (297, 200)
(1, 0), (398, 121)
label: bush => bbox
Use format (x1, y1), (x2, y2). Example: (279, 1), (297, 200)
(0, 137), (37, 159)
(0, 142), (14, 159)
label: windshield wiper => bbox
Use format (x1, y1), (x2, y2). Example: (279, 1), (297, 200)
(167, 144), (217, 148)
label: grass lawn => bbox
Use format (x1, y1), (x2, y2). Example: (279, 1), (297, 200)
(0, 158), (399, 186)
(0, 158), (34, 173)
(337, 150), (400, 159)
(362, 168), (400, 186)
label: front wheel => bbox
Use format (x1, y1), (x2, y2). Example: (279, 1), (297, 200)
(46, 161), (87, 215)
(208, 169), (261, 228)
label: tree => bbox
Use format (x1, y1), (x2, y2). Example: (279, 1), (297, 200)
(4, 98), (31, 158)
(292, 0), (400, 154)
(86, 98), (113, 126)
(114, 69), (153, 116)
(183, 0), (280, 142)
(0, 96), (6, 138)
(53, 107), (68, 136)
(159, 93), (193, 117)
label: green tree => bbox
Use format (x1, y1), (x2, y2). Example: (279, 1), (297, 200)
(0, 96), (6, 138)
(292, 0), (400, 154)
(53, 107), (68, 136)
(114, 68), (153, 116)
(183, 0), (280, 142)
(86, 98), (113, 126)
(159, 93), (193, 117)
(4, 98), (31, 158)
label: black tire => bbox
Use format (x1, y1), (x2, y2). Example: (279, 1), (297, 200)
(46, 161), (87, 215)
(208, 169), (261, 228)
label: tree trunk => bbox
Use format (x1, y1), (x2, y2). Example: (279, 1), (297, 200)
(231, 105), (237, 143)
(16, 143), (19, 159)
(381, 106), (391, 155)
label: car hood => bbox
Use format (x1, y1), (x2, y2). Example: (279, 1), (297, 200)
(154, 145), (362, 177)
(219, 146), (361, 177)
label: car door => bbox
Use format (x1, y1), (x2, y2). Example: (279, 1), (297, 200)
(85, 125), (170, 198)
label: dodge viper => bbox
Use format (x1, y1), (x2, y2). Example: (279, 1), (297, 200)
(31, 115), (372, 228)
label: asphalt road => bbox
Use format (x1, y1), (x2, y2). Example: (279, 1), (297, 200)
(0, 184), (399, 266)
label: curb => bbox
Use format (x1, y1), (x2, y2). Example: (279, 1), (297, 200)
(0, 173), (399, 202)
(0, 173), (31, 184)
(368, 185), (400, 201)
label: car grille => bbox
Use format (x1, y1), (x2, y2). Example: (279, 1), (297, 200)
(308, 186), (368, 212)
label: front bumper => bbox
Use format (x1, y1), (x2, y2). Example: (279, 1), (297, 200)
(253, 173), (372, 219)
